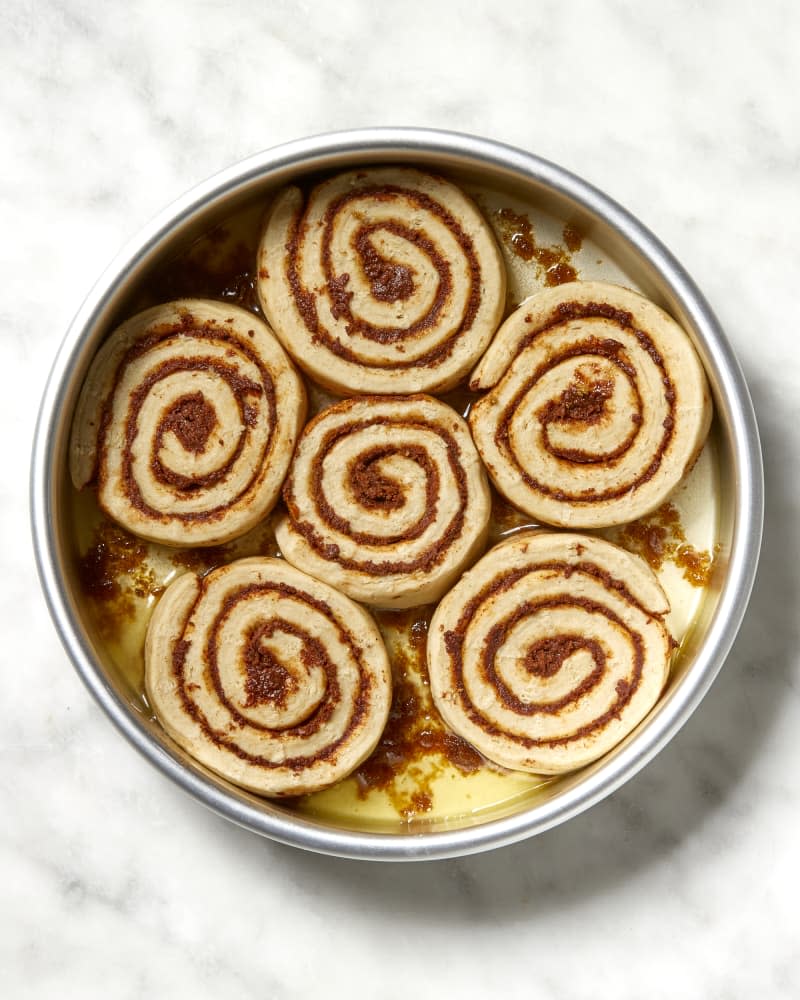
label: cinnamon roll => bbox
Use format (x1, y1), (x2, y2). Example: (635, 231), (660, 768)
(145, 557), (392, 796)
(428, 531), (673, 774)
(256, 167), (506, 395)
(70, 300), (306, 546)
(276, 395), (491, 609)
(468, 282), (712, 528)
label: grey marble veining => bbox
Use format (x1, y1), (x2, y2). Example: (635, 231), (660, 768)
(3, 1), (799, 996)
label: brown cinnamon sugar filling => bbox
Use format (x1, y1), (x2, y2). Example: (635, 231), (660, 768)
(242, 624), (298, 710)
(282, 400), (471, 576)
(285, 184), (482, 370)
(348, 447), (412, 512)
(443, 559), (651, 748)
(354, 226), (416, 303)
(494, 302), (676, 502)
(94, 315), (277, 524)
(160, 392), (218, 454)
(171, 580), (372, 772)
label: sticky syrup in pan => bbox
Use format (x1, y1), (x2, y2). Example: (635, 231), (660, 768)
(69, 179), (720, 830)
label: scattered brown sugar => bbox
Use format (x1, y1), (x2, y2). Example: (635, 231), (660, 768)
(495, 208), (578, 286)
(617, 502), (717, 587)
(546, 262), (579, 285)
(562, 223), (583, 253)
(353, 607), (485, 820)
(76, 518), (161, 641)
(77, 508), (282, 643)
(675, 544), (718, 587)
(77, 519), (156, 601)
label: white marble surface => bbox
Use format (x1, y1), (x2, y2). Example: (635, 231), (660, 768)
(3, 0), (799, 996)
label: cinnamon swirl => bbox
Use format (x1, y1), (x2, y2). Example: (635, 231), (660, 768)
(276, 395), (491, 609)
(70, 300), (306, 546)
(468, 282), (712, 527)
(145, 557), (392, 796)
(428, 531), (673, 774)
(256, 167), (506, 395)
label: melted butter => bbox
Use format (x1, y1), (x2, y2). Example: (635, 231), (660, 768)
(295, 609), (552, 829)
(603, 440), (720, 641)
(295, 438), (718, 829)
(70, 486), (281, 715)
(67, 176), (721, 831)
(296, 758), (551, 830)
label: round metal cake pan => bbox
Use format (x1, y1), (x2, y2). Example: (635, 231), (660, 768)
(30, 128), (764, 861)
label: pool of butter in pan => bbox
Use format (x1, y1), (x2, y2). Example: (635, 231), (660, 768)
(68, 175), (720, 832)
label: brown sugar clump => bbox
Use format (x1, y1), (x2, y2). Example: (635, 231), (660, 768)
(617, 502), (717, 586)
(495, 208), (579, 286)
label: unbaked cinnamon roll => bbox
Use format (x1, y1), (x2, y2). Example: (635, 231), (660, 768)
(276, 395), (491, 609)
(469, 282), (712, 528)
(256, 167), (506, 395)
(428, 531), (673, 774)
(70, 300), (306, 546)
(145, 557), (392, 796)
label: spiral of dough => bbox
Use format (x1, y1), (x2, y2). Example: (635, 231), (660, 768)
(256, 167), (506, 395)
(427, 531), (673, 774)
(69, 300), (306, 546)
(468, 282), (712, 528)
(145, 557), (392, 796)
(276, 394), (491, 609)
